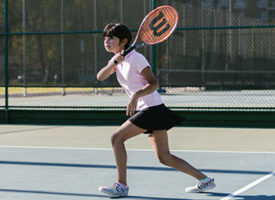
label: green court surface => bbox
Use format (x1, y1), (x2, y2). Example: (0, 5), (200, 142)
(0, 125), (274, 200)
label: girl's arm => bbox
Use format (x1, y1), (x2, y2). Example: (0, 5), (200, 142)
(127, 66), (159, 116)
(134, 66), (159, 98)
(96, 61), (116, 81)
(96, 53), (124, 81)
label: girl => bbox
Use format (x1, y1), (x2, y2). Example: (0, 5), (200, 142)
(97, 23), (215, 197)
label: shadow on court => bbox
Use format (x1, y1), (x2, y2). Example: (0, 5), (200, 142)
(1, 188), (274, 200)
(207, 192), (275, 200)
(0, 189), (107, 198)
(0, 160), (273, 176)
(0, 189), (205, 200)
(1, 159), (274, 199)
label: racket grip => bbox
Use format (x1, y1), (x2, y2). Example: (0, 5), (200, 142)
(122, 46), (136, 57)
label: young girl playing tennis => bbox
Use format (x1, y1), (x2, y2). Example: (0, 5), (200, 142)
(97, 23), (215, 197)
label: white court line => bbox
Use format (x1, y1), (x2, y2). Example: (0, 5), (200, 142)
(1, 145), (275, 154)
(220, 171), (275, 200)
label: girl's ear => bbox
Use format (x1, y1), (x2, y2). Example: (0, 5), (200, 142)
(121, 38), (128, 47)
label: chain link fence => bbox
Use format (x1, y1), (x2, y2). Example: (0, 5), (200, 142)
(1, 0), (275, 111)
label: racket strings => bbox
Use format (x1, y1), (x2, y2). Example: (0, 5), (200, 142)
(139, 6), (178, 45)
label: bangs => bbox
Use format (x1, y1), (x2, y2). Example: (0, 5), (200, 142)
(103, 31), (113, 38)
(103, 23), (132, 49)
(103, 23), (118, 38)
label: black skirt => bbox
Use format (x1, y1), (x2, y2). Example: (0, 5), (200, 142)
(129, 104), (185, 134)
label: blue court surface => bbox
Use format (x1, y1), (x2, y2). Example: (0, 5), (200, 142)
(0, 147), (274, 200)
(0, 125), (274, 200)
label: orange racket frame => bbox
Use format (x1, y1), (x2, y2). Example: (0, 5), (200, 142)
(123, 5), (179, 56)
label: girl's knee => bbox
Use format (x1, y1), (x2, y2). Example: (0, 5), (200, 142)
(157, 152), (172, 166)
(111, 132), (124, 146)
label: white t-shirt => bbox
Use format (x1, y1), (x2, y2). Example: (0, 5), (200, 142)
(115, 50), (163, 110)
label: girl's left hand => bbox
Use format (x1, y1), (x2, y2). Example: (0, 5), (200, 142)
(127, 95), (138, 116)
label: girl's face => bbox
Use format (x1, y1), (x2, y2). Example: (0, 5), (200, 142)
(104, 36), (124, 54)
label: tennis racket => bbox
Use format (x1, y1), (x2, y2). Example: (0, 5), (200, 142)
(123, 5), (179, 56)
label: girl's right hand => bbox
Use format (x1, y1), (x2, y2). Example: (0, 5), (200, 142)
(112, 50), (125, 64)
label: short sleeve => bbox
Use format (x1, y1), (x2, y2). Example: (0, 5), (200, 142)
(133, 53), (151, 73)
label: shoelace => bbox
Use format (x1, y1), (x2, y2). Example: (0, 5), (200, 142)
(198, 179), (213, 189)
(113, 183), (128, 193)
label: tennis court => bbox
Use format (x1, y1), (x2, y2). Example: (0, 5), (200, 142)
(0, 125), (274, 200)
(1, 1), (275, 199)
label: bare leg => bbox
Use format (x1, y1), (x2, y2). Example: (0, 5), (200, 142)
(149, 130), (207, 180)
(111, 120), (146, 185)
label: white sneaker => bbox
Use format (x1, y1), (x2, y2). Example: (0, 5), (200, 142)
(185, 177), (215, 193)
(99, 182), (129, 197)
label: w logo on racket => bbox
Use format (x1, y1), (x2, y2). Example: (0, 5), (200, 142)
(123, 6), (178, 56)
(150, 11), (171, 37)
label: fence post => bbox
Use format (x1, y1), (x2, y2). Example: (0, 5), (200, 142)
(23, 0), (27, 97)
(4, 0), (9, 123)
(61, 0), (66, 95)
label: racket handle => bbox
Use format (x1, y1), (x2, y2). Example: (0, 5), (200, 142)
(122, 46), (136, 57)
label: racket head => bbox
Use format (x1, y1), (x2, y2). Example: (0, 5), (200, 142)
(137, 5), (179, 45)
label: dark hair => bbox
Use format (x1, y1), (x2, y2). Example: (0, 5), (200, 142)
(103, 23), (132, 49)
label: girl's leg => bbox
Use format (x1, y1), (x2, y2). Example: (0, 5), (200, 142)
(149, 130), (207, 180)
(111, 120), (146, 185)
